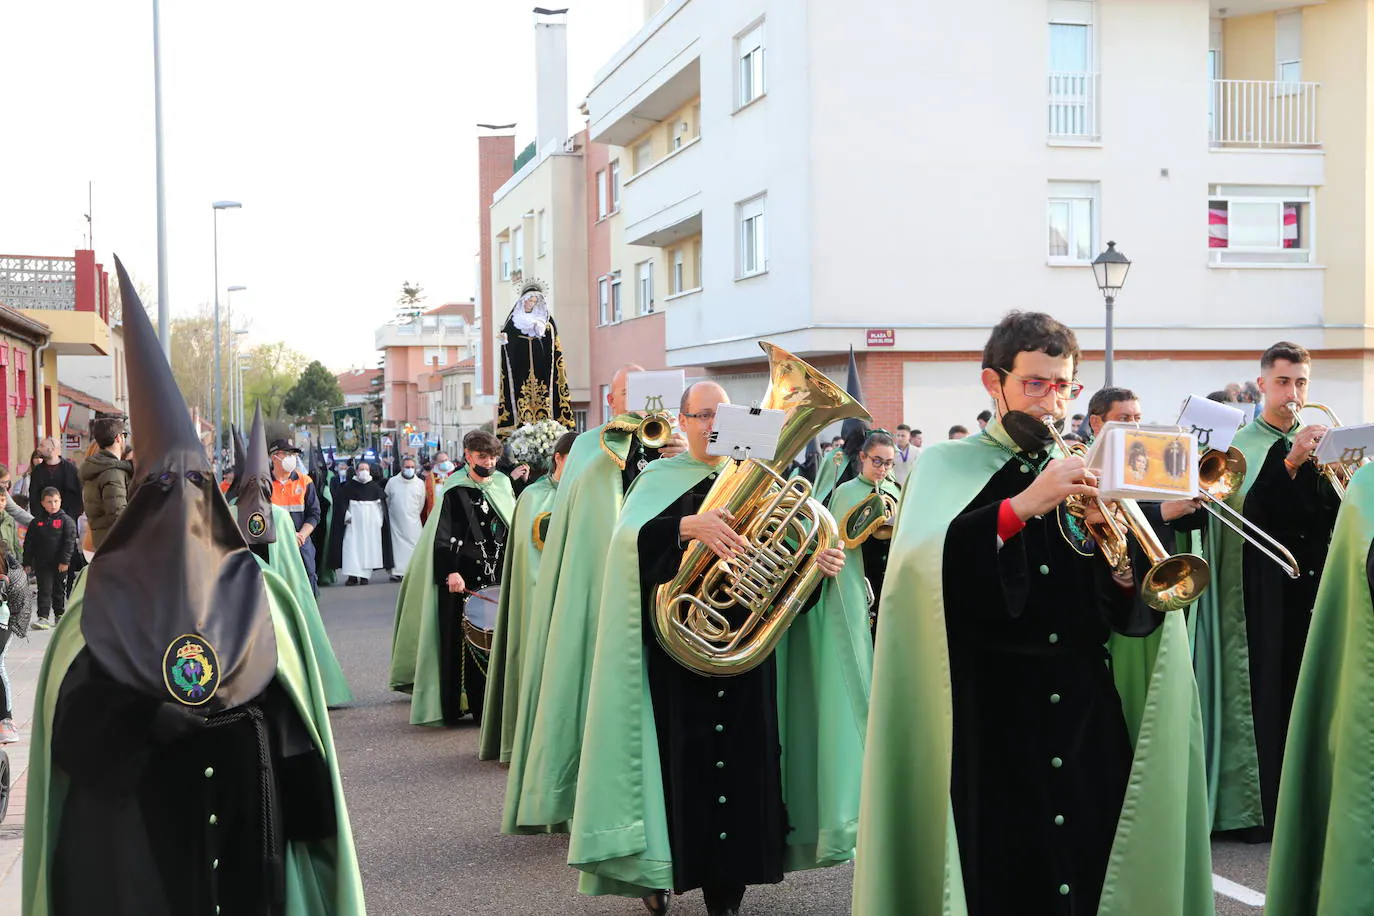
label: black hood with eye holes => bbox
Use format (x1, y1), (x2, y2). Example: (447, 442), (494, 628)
(79, 258), (276, 714)
(236, 403), (277, 550)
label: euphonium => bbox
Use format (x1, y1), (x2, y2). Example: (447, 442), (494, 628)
(653, 342), (871, 676)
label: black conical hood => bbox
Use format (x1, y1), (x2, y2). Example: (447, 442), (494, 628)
(225, 425), (247, 502)
(846, 346), (865, 403)
(81, 257), (276, 713)
(841, 346), (869, 447)
(236, 403), (277, 549)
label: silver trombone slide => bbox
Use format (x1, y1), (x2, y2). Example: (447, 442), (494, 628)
(1196, 491), (1301, 580)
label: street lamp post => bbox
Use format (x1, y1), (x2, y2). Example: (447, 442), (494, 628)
(227, 285), (247, 430)
(212, 201), (242, 478)
(233, 327), (249, 431)
(1091, 241), (1132, 388)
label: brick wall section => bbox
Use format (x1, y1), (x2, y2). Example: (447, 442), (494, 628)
(857, 351), (907, 431)
(477, 135), (515, 394)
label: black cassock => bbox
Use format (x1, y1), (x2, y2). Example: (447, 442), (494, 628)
(943, 458), (1161, 916)
(51, 650), (337, 915)
(497, 312), (574, 435)
(325, 478), (394, 574)
(637, 473), (820, 896)
(433, 485), (507, 724)
(1240, 438), (1339, 835)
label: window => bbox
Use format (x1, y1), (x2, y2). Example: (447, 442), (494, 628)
(611, 272), (624, 322)
(737, 194), (767, 277)
(1208, 185), (1312, 264)
(596, 169), (608, 218)
(512, 226), (524, 274)
(1276, 10), (1302, 85)
(672, 248), (686, 294)
(600, 384), (612, 424)
(598, 276), (610, 325)
(1047, 181), (1098, 262)
(610, 160), (621, 211)
(15, 352), (27, 418)
(537, 209), (547, 257)
(499, 240), (511, 280)
(737, 22), (765, 108)
(636, 260), (655, 315)
(1048, 1), (1096, 139)
(633, 141), (653, 175)
(424, 346), (447, 367)
(462, 381), (473, 409)
(574, 409), (588, 433)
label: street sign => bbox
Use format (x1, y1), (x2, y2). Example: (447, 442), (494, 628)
(64, 433), (81, 452)
(866, 329), (896, 347)
(58, 403), (72, 432)
(382, 435), (394, 448)
(408, 433), (424, 448)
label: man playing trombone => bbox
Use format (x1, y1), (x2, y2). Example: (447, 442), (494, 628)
(1202, 341), (1341, 843)
(855, 311), (1212, 916)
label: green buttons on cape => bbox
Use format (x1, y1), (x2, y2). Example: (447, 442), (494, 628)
(716, 760), (725, 768)
(1054, 815), (1065, 826)
(1019, 465), (1030, 474)
(204, 767), (215, 778)
(1047, 633), (1059, 644)
(212, 858), (219, 870)
(1049, 693), (1061, 704)
(717, 690), (725, 699)
(719, 832), (728, 841)
(718, 796), (727, 804)
(1059, 885), (1070, 896)
(714, 724), (724, 733)
(209, 814), (218, 825)
(1038, 564), (1050, 575)
(1051, 757), (1063, 769)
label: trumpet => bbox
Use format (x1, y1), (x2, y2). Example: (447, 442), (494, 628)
(1286, 401), (1363, 499)
(1041, 416), (1211, 612)
(600, 409), (676, 461)
(1196, 448), (1301, 578)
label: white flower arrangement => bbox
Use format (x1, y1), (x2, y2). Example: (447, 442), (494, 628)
(507, 419), (566, 470)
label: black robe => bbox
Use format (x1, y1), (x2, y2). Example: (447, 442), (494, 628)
(433, 484), (507, 724)
(943, 457), (1161, 916)
(638, 472), (818, 895)
(326, 478), (394, 573)
(1239, 438), (1340, 836)
(496, 312), (574, 435)
(51, 650), (336, 915)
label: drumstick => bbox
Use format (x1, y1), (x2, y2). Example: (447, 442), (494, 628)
(461, 589), (499, 604)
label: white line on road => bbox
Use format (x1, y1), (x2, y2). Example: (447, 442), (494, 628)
(1213, 874), (1266, 907)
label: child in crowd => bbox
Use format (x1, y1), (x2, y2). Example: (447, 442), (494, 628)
(0, 536), (31, 742)
(24, 487), (77, 630)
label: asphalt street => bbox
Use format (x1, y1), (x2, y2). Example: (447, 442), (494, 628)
(323, 577), (1270, 915)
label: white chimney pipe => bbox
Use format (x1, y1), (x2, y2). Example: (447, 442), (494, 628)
(534, 9), (570, 157)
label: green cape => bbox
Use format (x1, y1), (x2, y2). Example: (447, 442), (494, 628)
(262, 503), (353, 707)
(1193, 417), (1293, 831)
(23, 571), (366, 915)
(568, 452), (871, 896)
(318, 472), (336, 587)
(388, 468), (515, 726)
(479, 473), (559, 762)
(503, 424), (636, 833)
(1265, 462), (1374, 914)
(812, 448), (850, 506)
(851, 421), (1213, 916)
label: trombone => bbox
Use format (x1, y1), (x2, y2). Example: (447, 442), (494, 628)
(1196, 448), (1301, 579)
(1042, 416), (1210, 612)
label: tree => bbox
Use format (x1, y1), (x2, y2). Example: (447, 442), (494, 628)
(396, 281), (426, 321)
(169, 309), (223, 423)
(283, 361), (343, 427)
(241, 342), (309, 421)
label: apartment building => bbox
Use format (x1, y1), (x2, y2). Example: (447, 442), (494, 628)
(375, 302), (485, 434)
(585, 0), (1366, 435)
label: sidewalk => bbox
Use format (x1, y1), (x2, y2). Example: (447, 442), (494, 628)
(0, 622), (55, 916)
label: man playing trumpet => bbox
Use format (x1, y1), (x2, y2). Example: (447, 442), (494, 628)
(855, 311), (1211, 915)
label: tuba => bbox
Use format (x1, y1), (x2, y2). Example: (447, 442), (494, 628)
(653, 342), (871, 675)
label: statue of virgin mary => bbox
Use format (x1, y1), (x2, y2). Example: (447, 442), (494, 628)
(497, 278), (574, 436)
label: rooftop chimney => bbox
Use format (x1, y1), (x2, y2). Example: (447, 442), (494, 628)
(534, 8), (570, 156)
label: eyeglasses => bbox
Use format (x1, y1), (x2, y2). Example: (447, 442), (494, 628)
(865, 457), (895, 468)
(681, 410), (717, 422)
(997, 370), (1084, 400)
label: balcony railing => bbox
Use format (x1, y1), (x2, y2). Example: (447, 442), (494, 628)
(1048, 71), (1099, 140)
(1210, 79), (1320, 149)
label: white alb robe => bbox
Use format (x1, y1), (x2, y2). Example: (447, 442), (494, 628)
(385, 474), (426, 573)
(340, 499), (385, 579)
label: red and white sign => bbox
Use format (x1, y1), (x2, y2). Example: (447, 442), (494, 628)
(58, 403), (72, 432)
(866, 329), (896, 348)
(64, 434), (81, 452)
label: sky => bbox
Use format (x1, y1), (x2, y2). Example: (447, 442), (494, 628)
(0, 0), (641, 370)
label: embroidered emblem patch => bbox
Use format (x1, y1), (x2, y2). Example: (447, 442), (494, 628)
(246, 512), (267, 538)
(163, 634), (220, 706)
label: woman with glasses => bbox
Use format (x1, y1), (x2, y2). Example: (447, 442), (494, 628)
(826, 430), (900, 636)
(855, 311), (1212, 916)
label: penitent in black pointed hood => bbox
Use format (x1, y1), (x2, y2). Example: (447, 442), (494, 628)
(81, 257), (276, 713)
(841, 345), (869, 445)
(225, 424), (247, 502)
(236, 403), (277, 552)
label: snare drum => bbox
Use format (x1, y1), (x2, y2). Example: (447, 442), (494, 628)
(461, 586), (501, 653)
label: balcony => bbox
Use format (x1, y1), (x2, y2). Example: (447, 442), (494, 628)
(1210, 80), (1320, 150)
(587, 0), (701, 146)
(0, 252), (111, 355)
(622, 136), (703, 247)
(1048, 72), (1099, 142)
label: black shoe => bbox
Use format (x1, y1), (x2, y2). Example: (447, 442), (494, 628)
(703, 885), (743, 916)
(389, 574), (403, 582)
(345, 577), (359, 586)
(641, 890), (670, 914)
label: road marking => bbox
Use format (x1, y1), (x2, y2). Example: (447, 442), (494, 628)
(1213, 874), (1266, 907)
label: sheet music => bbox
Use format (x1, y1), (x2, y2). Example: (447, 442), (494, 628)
(707, 403), (786, 461)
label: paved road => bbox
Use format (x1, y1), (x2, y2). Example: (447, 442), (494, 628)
(324, 578), (1272, 915)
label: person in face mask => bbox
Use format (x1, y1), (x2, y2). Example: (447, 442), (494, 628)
(385, 457), (426, 582)
(421, 451), (455, 525)
(269, 436), (322, 594)
(327, 461), (393, 586)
